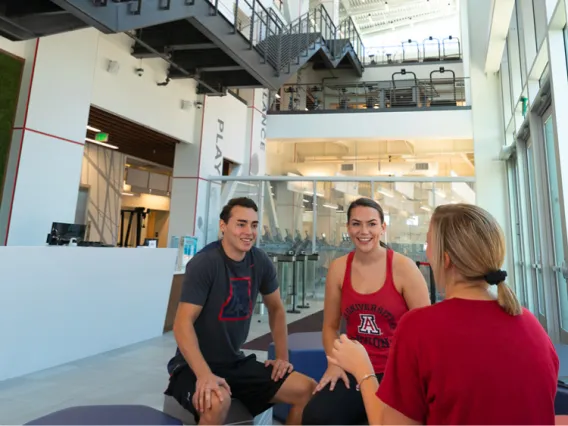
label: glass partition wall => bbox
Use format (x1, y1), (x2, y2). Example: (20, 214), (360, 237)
(202, 176), (476, 314)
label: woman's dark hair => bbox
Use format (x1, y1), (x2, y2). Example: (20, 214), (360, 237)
(347, 197), (385, 223)
(347, 197), (388, 248)
(220, 197), (258, 223)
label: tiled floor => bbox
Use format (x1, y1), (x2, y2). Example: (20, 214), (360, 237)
(0, 301), (323, 425)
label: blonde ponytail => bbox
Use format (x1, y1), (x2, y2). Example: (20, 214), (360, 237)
(497, 282), (522, 316)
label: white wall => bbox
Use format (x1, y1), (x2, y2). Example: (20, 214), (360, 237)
(267, 109), (473, 140)
(2, 30), (99, 246)
(0, 246), (177, 381)
(90, 33), (199, 144)
(0, 36), (30, 59)
(169, 93), (250, 249)
(81, 144), (126, 245)
(199, 94), (249, 176)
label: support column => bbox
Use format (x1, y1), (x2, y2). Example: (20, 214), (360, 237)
(283, 0), (310, 22)
(0, 29), (99, 246)
(169, 93), (251, 250)
(465, 0), (511, 269)
(320, 0), (340, 26)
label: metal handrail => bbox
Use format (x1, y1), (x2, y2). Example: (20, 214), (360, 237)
(363, 37), (462, 66)
(270, 77), (469, 112)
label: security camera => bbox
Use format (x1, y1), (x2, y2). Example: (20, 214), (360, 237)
(194, 101), (203, 109)
(135, 68), (144, 77)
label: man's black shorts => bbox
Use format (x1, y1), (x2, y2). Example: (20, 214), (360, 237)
(164, 354), (290, 419)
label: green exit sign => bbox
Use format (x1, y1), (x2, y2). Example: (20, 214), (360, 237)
(95, 132), (109, 142)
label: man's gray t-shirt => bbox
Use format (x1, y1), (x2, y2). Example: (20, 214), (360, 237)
(167, 241), (278, 374)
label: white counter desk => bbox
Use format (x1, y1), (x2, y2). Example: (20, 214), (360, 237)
(0, 246), (177, 382)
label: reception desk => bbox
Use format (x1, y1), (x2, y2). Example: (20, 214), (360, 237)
(0, 246), (177, 382)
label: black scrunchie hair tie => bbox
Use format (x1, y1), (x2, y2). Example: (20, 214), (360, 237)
(485, 270), (507, 285)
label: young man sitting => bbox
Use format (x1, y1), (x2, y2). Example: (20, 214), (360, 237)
(165, 197), (316, 425)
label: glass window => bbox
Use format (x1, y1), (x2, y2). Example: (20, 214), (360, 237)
(516, 144), (537, 313)
(507, 21), (523, 102)
(515, 3), (527, 85)
(507, 156), (526, 306)
(501, 42), (513, 124)
(525, 140), (547, 327)
(542, 114), (568, 334)
(532, 0), (547, 49)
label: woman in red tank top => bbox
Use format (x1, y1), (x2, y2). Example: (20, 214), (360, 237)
(328, 204), (558, 425)
(302, 197), (431, 425)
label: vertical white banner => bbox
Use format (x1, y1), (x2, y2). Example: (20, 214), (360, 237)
(249, 89), (269, 176)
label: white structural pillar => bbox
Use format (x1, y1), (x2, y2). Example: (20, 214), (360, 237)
(169, 89), (270, 250)
(0, 29), (99, 246)
(283, 0), (310, 22)
(464, 0), (511, 269)
(320, 0), (340, 26)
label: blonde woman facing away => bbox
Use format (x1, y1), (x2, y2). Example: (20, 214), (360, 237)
(328, 203), (559, 425)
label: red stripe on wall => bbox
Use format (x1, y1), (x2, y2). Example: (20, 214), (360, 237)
(12, 128), (85, 147)
(5, 38), (40, 245)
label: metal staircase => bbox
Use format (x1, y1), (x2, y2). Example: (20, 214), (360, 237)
(50, 0), (365, 94)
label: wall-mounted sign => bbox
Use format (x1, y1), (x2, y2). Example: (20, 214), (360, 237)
(95, 132), (109, 142)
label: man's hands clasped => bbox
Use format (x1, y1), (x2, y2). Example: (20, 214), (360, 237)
(193, 372), (231, 413)
(264, 359), (294, 381)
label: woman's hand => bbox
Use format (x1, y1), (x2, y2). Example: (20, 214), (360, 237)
(327, 334), (374, 382)
(313, 364), (350, 393)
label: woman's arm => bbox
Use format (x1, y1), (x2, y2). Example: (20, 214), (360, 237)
(327, 335), (383, 424)
(358, 376), (383, 425)
(322, 258), (344, 355)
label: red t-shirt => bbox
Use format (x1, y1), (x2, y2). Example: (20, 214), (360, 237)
(376, 298), (559, 425)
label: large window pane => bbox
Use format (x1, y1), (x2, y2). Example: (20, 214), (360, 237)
(507, 156), (527, 306)
(526, 141), (547, 326)
(501, 42), (513, 124)
(532, 0), (547, 49)
(516, 145), (537, 313)
(543, 115), (568, 332)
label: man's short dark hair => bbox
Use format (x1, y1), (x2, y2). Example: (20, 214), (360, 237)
(219, 197), (258, 223)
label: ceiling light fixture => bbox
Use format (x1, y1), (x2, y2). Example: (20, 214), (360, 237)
(85, 138), (119, 150)
(87, 125), (101, 133)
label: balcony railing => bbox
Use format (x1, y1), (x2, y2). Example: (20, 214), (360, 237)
(270, 74), (469, 113)
(363, 36), (462, 66)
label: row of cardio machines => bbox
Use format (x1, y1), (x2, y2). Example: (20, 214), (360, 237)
(259, 226), (321, 315)
(258, 226), (356, 315)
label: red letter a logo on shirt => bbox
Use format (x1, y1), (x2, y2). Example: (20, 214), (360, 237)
(358, 314), (382, 335)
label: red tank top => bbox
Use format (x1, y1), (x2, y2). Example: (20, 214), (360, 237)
(340, 249), (409, 373)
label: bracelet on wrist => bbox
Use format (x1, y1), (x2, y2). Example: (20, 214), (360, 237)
(356, 373), (377, 391)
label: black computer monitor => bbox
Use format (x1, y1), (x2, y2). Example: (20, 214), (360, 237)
(47, 222), (87, 245)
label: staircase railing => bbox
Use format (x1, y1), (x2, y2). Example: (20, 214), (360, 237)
(338, 16), (364, 64)
(104, 0), (364, 80)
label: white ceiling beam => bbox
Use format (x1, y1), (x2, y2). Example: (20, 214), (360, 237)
(339, 0), (366, 35)
(484, 0), (515, 72)
(358, 10), (454, 34)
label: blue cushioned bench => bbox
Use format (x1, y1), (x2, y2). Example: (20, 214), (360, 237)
(25, 405), (181, 425)
(268, 331), (327, 423)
